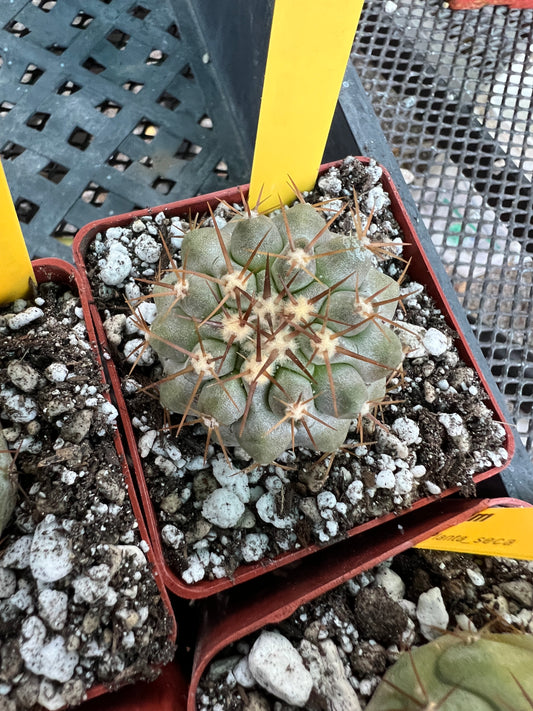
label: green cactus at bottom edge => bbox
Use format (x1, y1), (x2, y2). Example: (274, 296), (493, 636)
(366, 631), (533, 711)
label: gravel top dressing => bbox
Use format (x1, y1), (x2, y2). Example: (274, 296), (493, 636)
(0, 280), (175, 710)
(84, 157), (508, 587)
(196, 549), (533, 710)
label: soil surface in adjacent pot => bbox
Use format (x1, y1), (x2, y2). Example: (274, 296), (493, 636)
(83, 157), (508, 586)
(0, 281), (175, 710)
(196, 549), (533, 710)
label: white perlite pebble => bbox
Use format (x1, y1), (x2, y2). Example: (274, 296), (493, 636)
(30, 516), (73, 582)
(391, 417), (420, 444)
(422, 328), (449, 357)
(375, 567), (406, 601)
(416, 587), (449, 641)
(233, 656), (256, 688)
(248, 631), (313, 707)
(44, 363), (69, 383)
(20, 616), (79, 683)
(212, 456), (250, 504)
(1, 391), (38, 423)
(0, 567), (16, 597)
(8, 307), (44, 330)
(124, 338), (154, 365)
(256, 492), (295, 529)
(345, 479), (364, 504)
(375, 469), (396, 489)
(1, 535), (32, 568)
(161, 524), (184, 549)
(241, 533), (269, 563)
(38, 590), (69, 631)
(134, 234), (162, 263)
(99, 242), (132, 286)
(202, 489), (245, 528)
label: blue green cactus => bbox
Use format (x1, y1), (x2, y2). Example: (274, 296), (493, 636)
(146, 199), (404, 465)
(366, 630), (533, 710)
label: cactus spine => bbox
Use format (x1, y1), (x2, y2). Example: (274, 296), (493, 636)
(147, 199), (404, 465)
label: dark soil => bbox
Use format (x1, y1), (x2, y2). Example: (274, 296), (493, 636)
(0, 281), (175, 710)
(197, 549), (533, 709)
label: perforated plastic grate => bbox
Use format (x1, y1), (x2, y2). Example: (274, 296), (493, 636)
(352, 0), (533, 456)
(0, 0), (247, 259)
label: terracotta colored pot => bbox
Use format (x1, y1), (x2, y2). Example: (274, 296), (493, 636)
(77, 660), (188, 711)
(450, 0), (533, 8)
(30, 259), (177, 704)
(187, 496), (531, 711)
(72, 159), (515, 599)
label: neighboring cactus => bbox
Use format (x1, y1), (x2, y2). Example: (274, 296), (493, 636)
(366, 630), (533, 710)
(146, 199), (404, 465)
(0, 425), (16, 536)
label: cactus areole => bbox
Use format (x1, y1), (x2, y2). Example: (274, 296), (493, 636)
(148, 201), (403, 465)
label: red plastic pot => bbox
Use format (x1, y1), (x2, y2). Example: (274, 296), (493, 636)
(187, 496), (531, 711)
(72, 158), (514, 599)
(450, 0), (533, 8)
(30, 259), (177, 705)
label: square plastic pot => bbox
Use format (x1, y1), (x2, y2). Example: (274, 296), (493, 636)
(29, 259), (177, 704)
(187, 496), (531, 711)
(72, 158), (515, 599)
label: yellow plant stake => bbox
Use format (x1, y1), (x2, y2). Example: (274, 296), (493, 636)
(249, 0), (365, 213)
(0, 159), (35, 303)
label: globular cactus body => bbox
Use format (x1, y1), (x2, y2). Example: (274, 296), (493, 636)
(367, 631), (533, 710)
(149, 201), (403, 465)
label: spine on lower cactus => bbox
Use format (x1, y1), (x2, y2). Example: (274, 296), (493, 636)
(366, 630), (533, 710)
(147, 199), (404, 465)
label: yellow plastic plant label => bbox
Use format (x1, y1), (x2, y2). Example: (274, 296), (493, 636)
(416, 507), (533, 560)
(248, 0), (365, 213)
(0, 159), (35, 304)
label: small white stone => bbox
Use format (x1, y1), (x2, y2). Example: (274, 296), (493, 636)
(99, 243), (132, 285)
(466, 568), (485, 587)
(44, 363), (69, 383)
(138, 429), (157, 458)
(233, 657), (256, 688)
(391, 417), (420, 444)
(346, 479), (364, 504)
(134, 234), (162, 263)
(248, 631), (313, 707)
(375, 567), (405, 601)
(417, 587), (449, 640)
(212, 456), (250, 504)
(1, 535), (32, 568)
(241, 533), (269, 563)
(256, 492), (295, 529)
(375, 469), (395, 489)
(38, 590), (69, 631)
(181, 553), (205, 584)
(317, 491), (336, 509)
(30, 516), (73, 582)
(0, 567), (16, 597)
(202, 489), (245, 528)
(161, 524), (184, 549)
(422, 328), (449, 357)
(20, 616), (78, 683)
(8, 307), (44, 330)
(425, 481), (441, 496)
(7, 361), (40, 392)
(123, 338), (154, 365)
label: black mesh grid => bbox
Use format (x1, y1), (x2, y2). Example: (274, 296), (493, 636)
(0, 0), (245, 260)
(352, 0), (533, 457)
